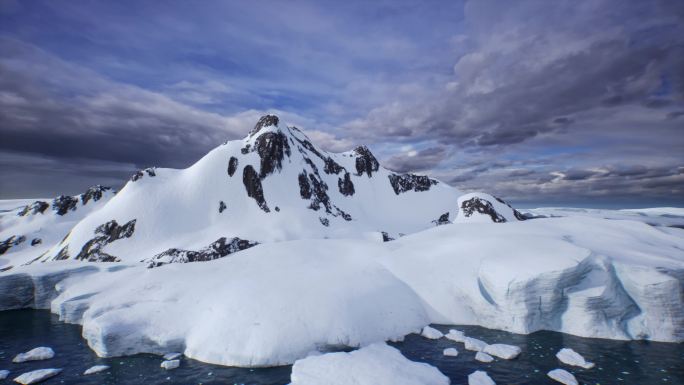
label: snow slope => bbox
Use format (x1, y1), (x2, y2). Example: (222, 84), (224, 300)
(36, 115), (460, 265)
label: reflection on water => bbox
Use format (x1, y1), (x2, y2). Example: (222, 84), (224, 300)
(1, 310), (682, 384)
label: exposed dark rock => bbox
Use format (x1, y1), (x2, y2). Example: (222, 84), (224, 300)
(219, 201), (227, 213)
(338, 172), (355, 196)
(319, 217), (330, 227)
(388, 173), (438, 195)
(74, 219), (136, 262)
(55, 245), (70, 260)
(336, 208), (352, 221)
(17, 201), (49, 217)
(298, 171), (312, 199)
(254, 131), (291, 178)
(354, 146), (379, 177)
(432, 212), (450, 226)
(243, 165), (270, 212)
(249, 114), (279, 137)
(145, 237), (258, 268)
(323, 157), (344, 175)
(131, 167), (156, 182)
(460, 197), (506, 223)
(241, 144), (251, 154)
(227, 157), (239, 177)
(81, 185), (111, 205)
(0, 235), (26, 255)
(493, 195), (527, 221)
(31, 238), (42, 246)
(0, 266), (12, 272)
(52, 195), (79, 216)
(381, 232), (394, 242)
(275, 206), (280, 212)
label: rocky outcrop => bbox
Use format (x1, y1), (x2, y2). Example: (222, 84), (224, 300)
(81, 185), (112, 205)
(0, 235), (26, 255)
(249, 115), (279, 137)
(243, 165), (270, 212)
(323, 157), (344, 175)
(254, 131), (291, 178)
(388, 173), (438, 195)
(432, 212), (450, 226)
(338, 172), (355, 196)
(227, 157), (239, 177)
(381, 232), (394, 242)
(493, 196), (527, 221)
(219, 201), (227, 213)
(17, 201), (49, 217)
(145, 237), (258, 268)
(31, 238), (42, 246)
(460, 197), (506, 223)
(52, 195), (79, 216)
(354, 146), (379, 177)
(72, 220), (137, 262)
(131, 167), (156, 182)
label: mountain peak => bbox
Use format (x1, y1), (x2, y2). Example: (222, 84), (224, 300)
(249, 115), (280, 137)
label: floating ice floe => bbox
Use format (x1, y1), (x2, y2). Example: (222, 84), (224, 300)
(83, 365), (109, 375)
(483, 344), (521, 360)
(464, 337), (488, 352)
(13, 369), (62, 384)
(290, 342), (449, 385)
(0, 370), (9, 380)
(547, 368), (579, 385)
(556, 348), (594, 369)
(160, 360), (180, 370)
(443, 347), (458, 357)
(163, 352), (182, 360)
(445, 329), (466, 343)
(420, 326), (443, 339)
(468, 370), (496, 385)
(12, 347), (55, 363)
(475, 351), (494, 363)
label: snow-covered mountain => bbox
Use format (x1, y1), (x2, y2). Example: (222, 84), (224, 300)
(37, 115), (463, 265)
(0, 186), (114, 268)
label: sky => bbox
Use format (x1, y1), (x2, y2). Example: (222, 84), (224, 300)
(0, 0), (682, 207)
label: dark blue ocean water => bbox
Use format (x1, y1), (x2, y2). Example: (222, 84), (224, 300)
(0, 310), (682, 384)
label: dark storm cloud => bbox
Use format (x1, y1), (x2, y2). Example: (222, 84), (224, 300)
(384, 147), (449, 173)
(0, 0), (682, 205)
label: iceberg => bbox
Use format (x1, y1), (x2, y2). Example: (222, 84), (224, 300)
(483, 344), (521, 359)
(468, 370), (496, 385)
(290, 342), (449, 385)
(420, 325), (443, 339)
(556, 348), (594, 369)
(547, 368), (579, 385)
(83, 365), (109, 375)
(160, 360), (180, 370)
(443, 347), (458, 357)
(13, 369), (61, 385)
(12, 347), (54, 363)
(464, 337), (488, 352)
(445, 329), (466, 342)
(475, 351), (494, 362)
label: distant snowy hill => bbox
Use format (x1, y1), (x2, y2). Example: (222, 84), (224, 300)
(33, 115), (464, 265)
